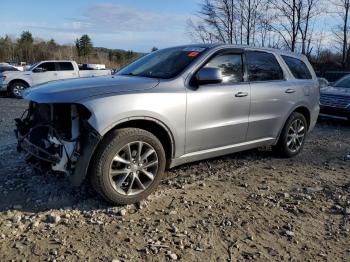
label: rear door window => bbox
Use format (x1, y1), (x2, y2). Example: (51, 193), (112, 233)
(282, 55), (312, 79)
(204, 53), (244, 84)
(58, 62), (74, 71)
(246, 51), (284, 81)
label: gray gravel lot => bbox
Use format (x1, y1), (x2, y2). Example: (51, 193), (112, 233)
(0, 93), (28, 147)
(0, 95), (349, 261)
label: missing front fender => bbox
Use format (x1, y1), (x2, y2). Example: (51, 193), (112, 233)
(70, 122), (101, 186)
(15, 102), (98, 183)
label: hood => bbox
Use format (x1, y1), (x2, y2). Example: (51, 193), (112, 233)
(320, 86), (350, 97)
(24, 75), (159, 103)
(2, 70), (28, 76)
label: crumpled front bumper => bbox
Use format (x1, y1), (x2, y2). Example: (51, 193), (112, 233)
(16, 136), (61, 164)
(15, 116), (102, 186)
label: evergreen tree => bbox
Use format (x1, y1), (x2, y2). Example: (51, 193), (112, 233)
(77, 34), (93, 61)
(18, 31), (34, 62)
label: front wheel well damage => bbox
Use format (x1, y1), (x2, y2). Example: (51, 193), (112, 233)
(101, 119), (174, 166)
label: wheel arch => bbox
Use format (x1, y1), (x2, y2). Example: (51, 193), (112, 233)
(274, 105), (312, 145)
(293, 106), (311, 130)
(102, 117), (175, 166)
(7, 79), (30, 91)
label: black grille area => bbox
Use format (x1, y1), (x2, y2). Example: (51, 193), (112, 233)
(320, 94), (350, 109)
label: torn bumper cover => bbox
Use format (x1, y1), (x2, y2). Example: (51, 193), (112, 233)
(15, 102), (101, 186)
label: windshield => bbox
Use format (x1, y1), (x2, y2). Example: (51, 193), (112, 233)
(117, 47), (207, 79)
(334, 75), (350, 88)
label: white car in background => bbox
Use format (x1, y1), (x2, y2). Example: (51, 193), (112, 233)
(0, 60), (111, 98)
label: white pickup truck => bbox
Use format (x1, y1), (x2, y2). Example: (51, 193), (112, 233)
(0, 60), (111, 98)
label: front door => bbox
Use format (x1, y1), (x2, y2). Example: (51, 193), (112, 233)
(186, 52), (251, 153)
(31, 62), (58, 86)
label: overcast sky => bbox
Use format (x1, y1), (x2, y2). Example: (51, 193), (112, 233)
(0, 0), (200, 52)
(0, 0), (342, 52)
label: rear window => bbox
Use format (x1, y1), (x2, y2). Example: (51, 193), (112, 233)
(246, 51), (284, 81)
(58, 62), (74, 71)
(282, 56), (312, 79)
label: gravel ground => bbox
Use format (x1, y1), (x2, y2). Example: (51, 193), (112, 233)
(0, 95), (349, 261)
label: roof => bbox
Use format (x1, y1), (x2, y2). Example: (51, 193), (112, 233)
(38, 60), (75, 63)
(175, 43), (304, 58)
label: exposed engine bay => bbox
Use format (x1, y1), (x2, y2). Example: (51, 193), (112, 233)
(15, 102), (100, 184)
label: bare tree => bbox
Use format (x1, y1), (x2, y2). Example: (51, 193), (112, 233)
(241, 0), (263, 45)
(332, 0), (350, 68)
(188, 0), (270, 46)
(187, 19), (217, 43)
(298, 0), (321, 56)
(271, 0), (304, 52)
(255, 0), (276, 47)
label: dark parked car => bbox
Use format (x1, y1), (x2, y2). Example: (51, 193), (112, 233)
(0, 65), (19, 73)
(320, 75), (350, 120)
(318, 77), (329, 89)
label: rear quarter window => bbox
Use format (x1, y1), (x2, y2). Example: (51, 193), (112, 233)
(282, 55), (312, 80)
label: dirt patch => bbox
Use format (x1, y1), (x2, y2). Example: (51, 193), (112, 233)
(0, 97), (349, 261)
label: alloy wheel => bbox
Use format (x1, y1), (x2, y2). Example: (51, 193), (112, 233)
(286, 119), (306, 153)
(109, 141), (159, 196)
(13, 85), (25, 97)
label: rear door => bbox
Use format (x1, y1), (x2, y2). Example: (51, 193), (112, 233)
(31, 62), (58, 86)
(246, 51), (297, 141)
(56, 62), (78, 80)
(186, 51), (251, 153)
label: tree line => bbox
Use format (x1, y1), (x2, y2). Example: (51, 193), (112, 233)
(0, 32), (141, 70)
(188, 0), (350, 71)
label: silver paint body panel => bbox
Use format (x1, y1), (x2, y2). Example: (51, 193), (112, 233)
(23, 44), (320, 168)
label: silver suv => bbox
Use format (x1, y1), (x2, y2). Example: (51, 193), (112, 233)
(16, 44), (320, 204)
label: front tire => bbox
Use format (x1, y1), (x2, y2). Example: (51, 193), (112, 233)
(8, 81), (28, 98)
(90, 128), (166, 205)
(275, 112), (307, 157)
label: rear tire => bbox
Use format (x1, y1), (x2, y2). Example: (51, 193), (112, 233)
(8, 81), (28, 98)
(90, 128), (166, 205)
(275, 112), (307, 158)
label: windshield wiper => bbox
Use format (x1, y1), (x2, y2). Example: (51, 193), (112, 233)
(119, 72), (137, 76)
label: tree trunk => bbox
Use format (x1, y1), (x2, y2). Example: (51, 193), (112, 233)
(343, 1), (349, 69)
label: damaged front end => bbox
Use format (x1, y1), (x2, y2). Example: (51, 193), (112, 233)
(15, 102), (101, 185)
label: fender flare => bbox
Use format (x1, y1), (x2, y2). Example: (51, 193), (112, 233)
(106, 116), (176, 158)
(274, 105), (311, 145)
(7, 79), (30, 91)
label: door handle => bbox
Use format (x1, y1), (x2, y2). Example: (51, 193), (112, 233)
(235, 92), (248, 97)
(285, 89), (296, 94)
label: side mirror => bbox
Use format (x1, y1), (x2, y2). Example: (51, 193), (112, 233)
(195, 67), (223, 85)
(33, 67), (47, 73)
